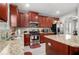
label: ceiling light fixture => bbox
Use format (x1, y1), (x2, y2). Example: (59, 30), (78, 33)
(56, 10), (60, 14)
(25, 3), (30, 8)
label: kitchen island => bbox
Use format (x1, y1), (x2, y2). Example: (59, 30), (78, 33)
(44, 35), (79, 55)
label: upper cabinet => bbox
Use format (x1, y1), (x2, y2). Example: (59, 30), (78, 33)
(9, 4), (59, 28)
(10, 4), (18, 27)
(46, 17), (53, 28)
(28, 11), (39, 22)
(17, 12), (29, 27)
(38, 15), (47, 28)
(38, 15), (53, 28)
(38, 15), (44, 28)
(0, 3), (8, 22)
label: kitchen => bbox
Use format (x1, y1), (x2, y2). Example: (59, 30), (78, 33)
(0, 3), (79, 55)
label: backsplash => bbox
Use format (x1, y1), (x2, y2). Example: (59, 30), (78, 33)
(0, 22), (9, 40)
(16, 28), (52, 35)
(0, 22), (9, 31)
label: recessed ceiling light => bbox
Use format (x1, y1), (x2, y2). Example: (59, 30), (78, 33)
(56, 10), (60, 14)
(25, 3), (30, 8)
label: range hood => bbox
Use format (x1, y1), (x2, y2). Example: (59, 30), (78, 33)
(29, 21), (39, 28)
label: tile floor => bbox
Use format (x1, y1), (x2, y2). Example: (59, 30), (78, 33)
(24, 43), (46, 55)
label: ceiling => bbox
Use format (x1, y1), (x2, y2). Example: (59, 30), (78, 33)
(14, 3), (79, 17)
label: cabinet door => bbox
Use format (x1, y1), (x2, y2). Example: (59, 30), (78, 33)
(0, 3), (8, 21)
(10, 4), (18, 27)
(24, 34), (30, 46)
(46, 17), (53, 28)
(40, 35), (45, 43)
(38, 16), (47, 28)
(70, 47), (79, 55)
(46, 38), (57, 55)
(48, 18), (52, 28)
(24, 13), (29, 27)
(28, 11), (38, 22)
(53, 41), (69, 55)
(17, 12), (21, 27)
(46, 38), (69, 55)
(45, 17), (49, 28)
(17, 12), (28, 27)
(20, 14), (26, 27)
(38, 15), (43, 28)
(43, 16), (46, 28)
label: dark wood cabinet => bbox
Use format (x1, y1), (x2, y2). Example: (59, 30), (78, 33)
(45, 37), (79, 55)
(38, 15), (54, 28)
(24, 34), (30, 46)
(10, 4), (18, 27)
(17, 12), (29, 27)
(40, 34), (45, 43)
(38, 15), (47, 28)
(24, 13), (29, 27)
(42, 16), (46, 28)
(17, 12), (21, 27)
(46, 17), (53, 28)
(70, 47), (79, 55)
(38, 15), (43, 27)
(28, 11), (38, 22)
(46, 38), (69, 55)
(0, 3), (8, 21)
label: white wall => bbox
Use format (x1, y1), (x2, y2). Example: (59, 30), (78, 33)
(77, 7), (79, 35)
(60, 10), (77, 23)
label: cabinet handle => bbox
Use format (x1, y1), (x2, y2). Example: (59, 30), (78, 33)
(48, 42), (51, 46)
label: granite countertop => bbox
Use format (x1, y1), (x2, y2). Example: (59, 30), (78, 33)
(9, 40), (24, 55)
(45, 35), (79, 47)
(0, 40), (24, 55)
(0, 40), (9, 53)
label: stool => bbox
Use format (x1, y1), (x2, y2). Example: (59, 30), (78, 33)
(24, 52), (32, 55)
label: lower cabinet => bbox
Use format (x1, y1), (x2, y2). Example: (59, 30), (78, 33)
(46, 38), (69, 55)
(45, 37), (79, 55)
(70, 47), (79, 55)
(40, 35), (45, 43)
(24, 34), (30, 46)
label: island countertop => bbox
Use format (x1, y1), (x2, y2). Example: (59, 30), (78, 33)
(44, 35), (79, 47)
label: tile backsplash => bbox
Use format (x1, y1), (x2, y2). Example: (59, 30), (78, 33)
(0, 22), (9, 40)
(0, 22), (9, 31)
